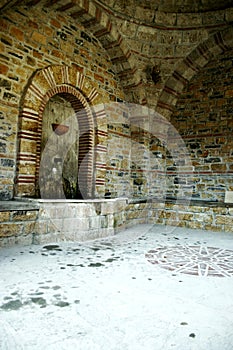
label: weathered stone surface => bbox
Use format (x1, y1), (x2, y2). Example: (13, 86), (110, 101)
(0, 212), (10, 222)
(11, 210), (38, 221)
(23, 222), (36, 234)
(178, 213), (194, 221)
(0, 223), (23, 237)
(216, 215), (233, 226)
(34, 221), (47, 235)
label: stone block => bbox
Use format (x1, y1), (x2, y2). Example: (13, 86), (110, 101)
(204, 224), (223, 232)
(33, 232), (63, 245)
(20, 140), (37, 154)
(161, 211), (177, 220)
(39, 207), (50, 219)
(0, 236), (16, 248)
(0, 64), (9, 75)
(212, 207), (228, 215)
(216, 215), (233, 226)
(65, 217), (89, 231)
(12, 210), (38, 221)
(156, 11), (176, 26)
(186, 221), (203, 229)
(34, 221), (47, 234)
(16, 234), (33, 246)
(60, 41), (74, 55)
(89, 216), (100, 229)
(189, 205), (205, 213)
(21, 119), (38, 132)
(23, 222), (36, 234)
(225, 191), (233, 203)
(107, 214), (114, 227)
(211, 164), (226, 172)
(115, 199), (127, 212)
(224, 225), (233, 233)
(47, 219), (62, 233)
(151, 202), (165, 209)
(54, 206), (68, 218)
(100, 215), (108, 228)
(10, 27), (24, 41)
(194, 213), (213, 224)
(63, 217), (85, 232)
(101, 201), (115, 215)
(126, 211), (139, 219)
(0, 223), (23, 237)
(0, 211), (10, 222)
(178, 212), (194, 221)
(31, 31), (47, 45)
(166, 219), (181, 227)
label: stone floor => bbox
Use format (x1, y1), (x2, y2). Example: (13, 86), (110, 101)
(1, 224), (233, 350)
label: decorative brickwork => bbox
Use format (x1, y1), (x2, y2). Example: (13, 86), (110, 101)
(0, 3), (125, 200)
(15, 65), (111, 198)
(157, 27), (233, 118)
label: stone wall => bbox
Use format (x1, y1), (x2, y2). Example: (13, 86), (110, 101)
(105, 104), (169, 199)
(0, 199), (127, 247)
(0, 207), (39, 246)
(1, 1), (233, 207)
(0, 3), (124, 200)
(1, 199), (233, 247)
(148, 201), (233, 232)
(168, 48), (233, 202)
(105, 103), (131, 198)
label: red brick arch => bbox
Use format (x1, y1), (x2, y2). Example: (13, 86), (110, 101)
(157, 26), (233, 119)
(57, 0), (136, 87)
(15, 64), (108, 198)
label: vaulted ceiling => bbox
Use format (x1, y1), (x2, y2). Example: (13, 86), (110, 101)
(2, 0), (233, 13)
(102, 0), (233, 13)
(1, 0), (233, 109)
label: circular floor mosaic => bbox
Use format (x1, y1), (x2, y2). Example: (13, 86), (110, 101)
(145, 245), (233, 277)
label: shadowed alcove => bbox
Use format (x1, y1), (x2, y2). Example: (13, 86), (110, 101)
(39, 94), (80, 199)
(15, 65), (103, 200)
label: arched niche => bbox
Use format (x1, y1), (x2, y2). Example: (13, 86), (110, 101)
(15, 65), (108, 199)
(157, 27), (233, 119)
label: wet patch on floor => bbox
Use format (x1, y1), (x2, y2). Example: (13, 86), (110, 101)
(1, 299), (24, 311)
(0, 295), (72, 311)
(0, 283), (73, 312)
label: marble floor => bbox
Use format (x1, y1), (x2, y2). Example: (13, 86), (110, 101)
(1, 224), (233, 350)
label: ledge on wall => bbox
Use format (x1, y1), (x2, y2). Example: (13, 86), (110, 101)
(127, 196), (233, 208)
(0, 199), (39, 211)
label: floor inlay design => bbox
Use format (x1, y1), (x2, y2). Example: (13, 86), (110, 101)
(145, 245), (233, 277)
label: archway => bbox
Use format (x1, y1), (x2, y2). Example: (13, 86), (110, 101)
(155, 26), (233, 203)
(15, 65), (108, 199)
(156, 26), (233, 119)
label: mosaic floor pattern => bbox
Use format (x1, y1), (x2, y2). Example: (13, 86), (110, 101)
(145, 245), (233, 277)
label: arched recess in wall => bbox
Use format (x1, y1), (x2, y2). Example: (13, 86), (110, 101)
(156, 26), (233, 119)
(15, 64), (108, 199)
